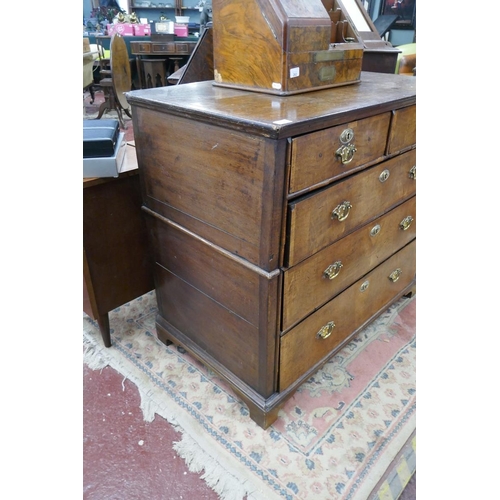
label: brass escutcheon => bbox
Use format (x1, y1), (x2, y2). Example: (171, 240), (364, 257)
(332, 201), (352, 222)
(316, 321), (335, 340)
(335, 144), (357, 164)
(339, 128), (354, 144)
(388, 268), (402, 282)
(409, 165), (416, 180)
(323, 261), (343, 280)
(379, 169), (390, 182)
(360, 280), (370, 292)
(399, 216), (414, 231)
(370, 224), (381, 237)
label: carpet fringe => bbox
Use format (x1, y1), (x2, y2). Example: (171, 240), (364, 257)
(174, 436), (250, 500)
(83, 327), (277, 500)
(82, 335), (108, 371)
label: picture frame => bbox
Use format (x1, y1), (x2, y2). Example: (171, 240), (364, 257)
(380, 0), (416, 29)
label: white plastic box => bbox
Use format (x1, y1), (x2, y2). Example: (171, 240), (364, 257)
(83, 132), (126, 178)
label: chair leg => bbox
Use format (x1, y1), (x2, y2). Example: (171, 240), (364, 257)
(96, 98), (111, 119)
(89, 84), (95, 104)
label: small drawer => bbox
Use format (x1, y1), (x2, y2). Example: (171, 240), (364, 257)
(279, 239), (416, 392)
(288, 112), (391, 195)
(153, 43), (175, 53)
(282, 196), (416, 331)
(136, 43), (151, 53)
(387, 105), (416, 155)
(287, 148), (416, 266)
(175, 43), (189, 53)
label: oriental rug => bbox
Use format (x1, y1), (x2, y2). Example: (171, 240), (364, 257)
(83, 291), (416, 500)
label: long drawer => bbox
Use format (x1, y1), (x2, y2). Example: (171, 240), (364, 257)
(287, 148), (416, 266)
(282, 196), (416, 331)
(288, 112), (391, 194)
(279, 239), (416, 392)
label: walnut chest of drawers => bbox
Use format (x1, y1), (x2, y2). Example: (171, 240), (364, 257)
(127, 71), (416, 429)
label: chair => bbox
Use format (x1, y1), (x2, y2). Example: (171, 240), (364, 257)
(95, 34), (133, 129)
(395, 43), (416, 76)
(83, 51), (96, 104)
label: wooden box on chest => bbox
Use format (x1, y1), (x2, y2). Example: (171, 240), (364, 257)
(212, 0), (365, 95)
(127, 71), (416, 429)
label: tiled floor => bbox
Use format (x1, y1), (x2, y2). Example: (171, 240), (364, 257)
(83, 88), (416, 500)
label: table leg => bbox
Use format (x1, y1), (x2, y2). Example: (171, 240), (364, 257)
(135, 56), (144, 89)
(96, 313), (112, 348)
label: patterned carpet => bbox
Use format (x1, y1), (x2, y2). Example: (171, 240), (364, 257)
(83, 291), (416, 500)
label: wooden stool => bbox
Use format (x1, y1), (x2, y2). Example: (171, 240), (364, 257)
(169, 57), (184, 76)
(142, 58), (167, 88)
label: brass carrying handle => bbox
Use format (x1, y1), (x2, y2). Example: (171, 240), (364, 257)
(316, 321), (335, 340)
(409, 165), (416, 180)
(323, 261), (343, 280)
(335, 144), (357, 165)
(388, 268), (402, 282)
(399, 216), (414, 231)
(331, 201), (352, 222)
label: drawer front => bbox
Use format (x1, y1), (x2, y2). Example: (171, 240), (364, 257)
(282, 196), (416, 331)
(153, 42), (176, 53)
(132, 42), (151, 54)
(176, 42), (195, 53)
(289, 112), (391, 194)
(387, 105), (416, 154)
(287, 148), (416, 266)
(279, 240), (416, 392)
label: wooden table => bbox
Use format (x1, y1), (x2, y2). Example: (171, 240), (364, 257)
(129, 40), (197, 88)
(83, 143), (155, 346)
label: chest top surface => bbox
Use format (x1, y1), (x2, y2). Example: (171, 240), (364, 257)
(126, 71), (416, 139)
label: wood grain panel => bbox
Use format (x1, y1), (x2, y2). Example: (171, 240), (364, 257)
(147, 212), (262, 327)
(133, 108), (285, 270)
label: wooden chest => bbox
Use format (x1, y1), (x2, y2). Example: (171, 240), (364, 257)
(126, 71), (416, 429)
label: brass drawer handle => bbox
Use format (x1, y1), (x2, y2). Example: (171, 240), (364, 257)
(409, 165), (416, 180)
(399, 216), (414, 231)
(388, 268), (402, 282)
(323, 261), (343, 280)
(335, 144), (357, 165)
(331, 201), (352, 222)
(316, 321), (335, 340)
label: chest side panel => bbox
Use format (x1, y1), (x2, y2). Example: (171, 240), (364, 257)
(134, 108), (284, 270)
